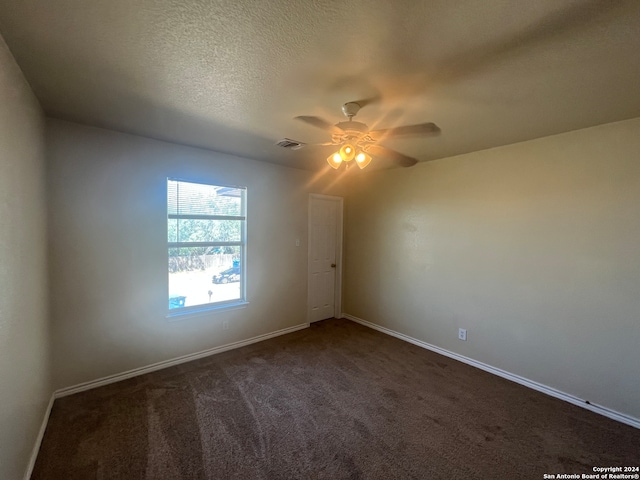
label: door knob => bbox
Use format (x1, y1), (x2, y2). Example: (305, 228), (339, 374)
(331, 263), (336, 268)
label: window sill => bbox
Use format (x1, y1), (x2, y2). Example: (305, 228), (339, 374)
(166, 301), (249, 322)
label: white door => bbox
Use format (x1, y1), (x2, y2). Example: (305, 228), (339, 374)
(308, 194), (343, 322)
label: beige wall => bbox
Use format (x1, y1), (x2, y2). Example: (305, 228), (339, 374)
(0, 37), (50, 478)
(344, 117), (640, 420)
(47, 119), (346, 389)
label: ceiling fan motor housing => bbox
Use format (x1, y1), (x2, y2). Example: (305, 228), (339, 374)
(331, 124), (371, 147)
(334, 121), (368, 134)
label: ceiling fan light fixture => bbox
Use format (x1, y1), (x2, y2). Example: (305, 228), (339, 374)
(339, 144), (356, 162)
(292, 102), (436, 171)
(327, 152), (343, 169)
(355, 151), (372, 169)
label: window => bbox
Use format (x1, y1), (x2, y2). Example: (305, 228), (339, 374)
(167, 178), (246, 313)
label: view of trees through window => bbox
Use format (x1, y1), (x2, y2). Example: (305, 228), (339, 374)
(167, 179), (246, 311)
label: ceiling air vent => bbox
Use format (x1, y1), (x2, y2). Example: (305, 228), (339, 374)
(276, 138), (305, 150)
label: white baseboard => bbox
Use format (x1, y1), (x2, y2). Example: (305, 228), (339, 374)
(342, 313), (640, 430)
(55, 323), (309, 398)
(25, 323), (309, 478)
(23, 393), (55, 480)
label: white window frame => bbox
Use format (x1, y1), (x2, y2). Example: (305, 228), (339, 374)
(166, 178), (247, 318)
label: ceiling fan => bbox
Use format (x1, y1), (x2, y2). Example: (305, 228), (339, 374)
(278, 102), (440, 169)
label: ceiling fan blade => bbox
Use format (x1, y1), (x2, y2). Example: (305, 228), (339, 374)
(275, 137), (337, 150)
(367, 145), (419, 168)
(306, 141), (337, 147)
(352, 95), (381, 108)
(294, 116), (343, 134)
(369, 122), (440, 140)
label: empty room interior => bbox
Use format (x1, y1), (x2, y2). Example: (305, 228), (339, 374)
(1, 1), (640, 479)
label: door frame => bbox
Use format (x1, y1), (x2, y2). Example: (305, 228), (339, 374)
(307, 193), (344, 322)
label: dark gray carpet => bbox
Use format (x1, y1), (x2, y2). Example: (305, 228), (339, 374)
(32, 318), (639, 479)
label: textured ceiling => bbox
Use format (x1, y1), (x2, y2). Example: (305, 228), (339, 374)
(1, 0), (639, 171)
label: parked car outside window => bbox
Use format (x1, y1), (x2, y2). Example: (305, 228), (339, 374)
(212, 266), (241, 284)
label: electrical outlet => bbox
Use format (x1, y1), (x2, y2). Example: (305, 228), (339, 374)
(223, 321), (229, 330)
(458, 328), (467, 341)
